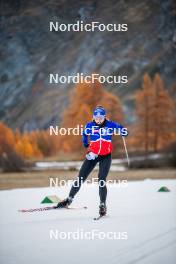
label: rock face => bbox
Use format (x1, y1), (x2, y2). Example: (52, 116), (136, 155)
(0, 0), (175, 130)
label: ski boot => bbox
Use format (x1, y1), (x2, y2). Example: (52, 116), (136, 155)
(99, 202), (107, 216)
(55, 197), (73, 208)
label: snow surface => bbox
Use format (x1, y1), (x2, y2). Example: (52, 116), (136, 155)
(35, 153), (165, 171)
(0, 179), (176, 264)
(35, 160), (126, 171)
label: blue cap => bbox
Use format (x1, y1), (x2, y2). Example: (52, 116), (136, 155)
(93, 107), (106, 117)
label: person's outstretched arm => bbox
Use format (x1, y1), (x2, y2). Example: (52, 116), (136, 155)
(111, 121), (128, 137)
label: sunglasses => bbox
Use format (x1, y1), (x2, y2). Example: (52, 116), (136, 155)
(93, 115), (105, 120)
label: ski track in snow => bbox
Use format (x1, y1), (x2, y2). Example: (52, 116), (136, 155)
(110, 228), (176, 264)
(0, 179), (176, 264)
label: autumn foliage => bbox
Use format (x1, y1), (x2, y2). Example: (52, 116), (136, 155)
(131, 73), (176, 156)
(0, 123), (60, 160)
(61, 80), (124, 153)
(0, 122), (15, 155)
(0, 74), (175, 161)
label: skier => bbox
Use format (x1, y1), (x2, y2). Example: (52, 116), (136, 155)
(56, 105), (128, 216)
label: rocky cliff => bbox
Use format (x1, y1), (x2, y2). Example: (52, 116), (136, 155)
(0, 0), (175, 130)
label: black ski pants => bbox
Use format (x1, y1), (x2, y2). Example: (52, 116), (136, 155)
(69, 153), (112, 204)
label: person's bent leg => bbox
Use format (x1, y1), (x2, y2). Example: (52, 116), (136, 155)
(69, 158), (97, 199)
(56, 158), (97, 208)
(98, 154), (112, 204)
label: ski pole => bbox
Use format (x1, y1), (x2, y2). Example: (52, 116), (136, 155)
(122, 136), (130, 167)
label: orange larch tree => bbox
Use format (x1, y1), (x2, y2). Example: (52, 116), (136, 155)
(135, 73), (154, 156)
(0, 122), (15, 155)
(152, 74), (175, 151)
(134, 73), (175, 156)
(61, 79), (124, 154)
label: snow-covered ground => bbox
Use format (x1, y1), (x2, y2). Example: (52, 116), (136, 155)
(0, 179), (176, 264)
(35, 153), (166, 171)
(35, 160), (126, 171)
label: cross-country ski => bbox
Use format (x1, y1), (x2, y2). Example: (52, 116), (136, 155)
(18, 206), (87, 213)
